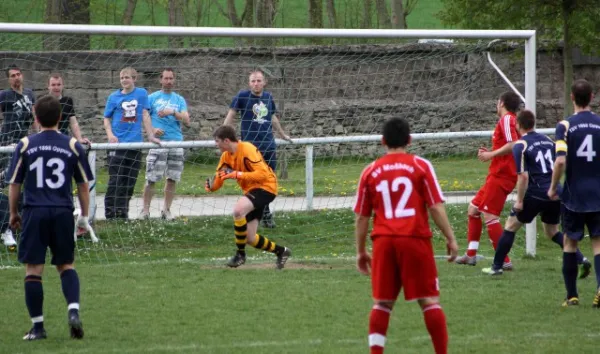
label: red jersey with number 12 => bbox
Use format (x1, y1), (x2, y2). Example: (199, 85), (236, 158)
(489, 112), (520, 179)
(354, 153), (445, 239)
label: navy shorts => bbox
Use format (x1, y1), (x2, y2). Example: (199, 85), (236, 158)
(515, 196), (560, 224)
(18, 207), (75, 265)
(561, 206), (600, 241)
(245, 189), (276, 222)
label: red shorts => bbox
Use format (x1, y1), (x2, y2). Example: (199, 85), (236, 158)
(371, 236), (439, 302)
(471, 174), (516, 216)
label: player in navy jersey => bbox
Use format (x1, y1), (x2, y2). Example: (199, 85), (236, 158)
(7, 95), (94, 340)
(482, 110), (590, 276)
(549, 79), (600, 307)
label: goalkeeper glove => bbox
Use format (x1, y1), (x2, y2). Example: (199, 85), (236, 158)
(76, 215), (89, 231)
(218, 169), (242, 180)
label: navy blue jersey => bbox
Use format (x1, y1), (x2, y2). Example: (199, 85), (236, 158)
(512, 131), (555, 200)
(555, 111), (600, 212)
(7, 130), (93, 208)
(230, 90), (276, 151)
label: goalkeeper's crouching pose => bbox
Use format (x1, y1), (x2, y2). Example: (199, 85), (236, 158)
(205, 125), (291, 269)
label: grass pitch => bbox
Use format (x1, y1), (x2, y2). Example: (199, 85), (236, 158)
(1, 204), (599, 353)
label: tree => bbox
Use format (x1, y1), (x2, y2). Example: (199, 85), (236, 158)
(168, 0), (185, 48)
(325, 0), (338, 28)
(116, 0), (138, 48)
(44, 0), (90, 50)
(391, 0), (419, 29)
(438, 0), (600, 118)
(308, 0), (323, 43)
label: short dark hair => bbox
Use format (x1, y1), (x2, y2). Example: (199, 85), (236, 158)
(160, 68), (175, 78)
(571, 79), (593, 107)
(382, 117), (410, 148)
(6, 64), (20, 78)
(213, 125), (238, 142)
(34, 95), (61, 128)
(517, 110), (535, 131)
(499, 91), (521, 113)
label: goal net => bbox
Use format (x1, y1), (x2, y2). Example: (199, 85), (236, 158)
(0, 26), (537, 267)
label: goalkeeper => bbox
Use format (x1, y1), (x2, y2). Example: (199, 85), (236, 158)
(205, 125), (291, 269)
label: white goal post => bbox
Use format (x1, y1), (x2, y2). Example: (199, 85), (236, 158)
(0, 24), (540, 257)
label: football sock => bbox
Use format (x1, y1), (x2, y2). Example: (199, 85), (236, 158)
(251, 234), (285, 254)
(466, 214), (482, 257)
(486, 218), (510, 263)
(553, 232), (586, 264)
(25, 275), (44, 330)
(493, 230), (515, 269)
(563, 252), (579, 299)
(233, 217), (247, 255)
(594, 254), (600, 290)
(423, 304), (448, 354)
(60, 269), (80, 314)
(369, 304), (391, 354)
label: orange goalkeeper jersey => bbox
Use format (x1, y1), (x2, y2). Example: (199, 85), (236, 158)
(213, 141), (278, 195)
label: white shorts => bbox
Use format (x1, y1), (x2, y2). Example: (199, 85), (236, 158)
(145, 148), (185, 183)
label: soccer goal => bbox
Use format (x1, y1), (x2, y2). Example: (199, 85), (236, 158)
(0, 24), (541, 267)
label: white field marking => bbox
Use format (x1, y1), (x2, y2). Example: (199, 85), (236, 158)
(34, 332), (600, 354)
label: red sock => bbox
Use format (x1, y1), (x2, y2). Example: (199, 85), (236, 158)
(466, 214), (482, 257)
(369, 305), (391, 354)
(423, 304), (448, 354)
(486, 219), (510, 263)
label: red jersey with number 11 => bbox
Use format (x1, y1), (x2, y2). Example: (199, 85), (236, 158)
(354, 153), (445, 239)
(489, 112), (520, 179)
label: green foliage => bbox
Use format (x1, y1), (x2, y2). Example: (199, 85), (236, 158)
(438, 0), (600, 54)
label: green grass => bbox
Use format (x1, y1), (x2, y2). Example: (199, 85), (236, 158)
(92, 154), (487, 197)
(1, 203), (598, 353)
(0, 0), (447, 50)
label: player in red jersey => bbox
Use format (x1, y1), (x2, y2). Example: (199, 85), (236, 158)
(455, 91), (521, 269)
(354, 117), (458, 354)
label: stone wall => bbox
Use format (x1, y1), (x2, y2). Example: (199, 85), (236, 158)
(0, 44), (597, 158)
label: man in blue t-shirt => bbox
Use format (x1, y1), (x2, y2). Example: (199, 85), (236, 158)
(482, 110), (590, 276)
(103, 67), (160, 220)
(0, 65), (36, 249)
(140, 68), (190, 221)
(549, 79), (600, 308)
(7, 95), (94, 340)
(223, 69), (292, 228)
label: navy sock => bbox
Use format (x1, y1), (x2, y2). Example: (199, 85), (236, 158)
(24, 275), (44, 330)
(493, 230), (515, 270)
(60, 269), (80, 313)
(595, 255), (600, 290)
(563, 252), (579, 299)
(553, 232), (585, 264)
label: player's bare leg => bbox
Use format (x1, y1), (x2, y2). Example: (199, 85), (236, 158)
(161, 179), (176, 220)
(140, 182), (154, 219)
(456, 204), (481, 265)
(369, 300), (394, 354)
(417, 297), (448, 354)
(23, 264), (47, 341)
